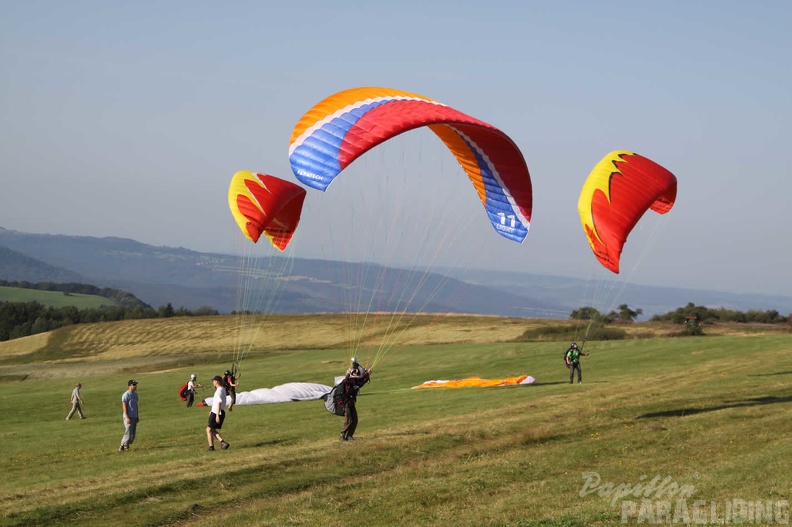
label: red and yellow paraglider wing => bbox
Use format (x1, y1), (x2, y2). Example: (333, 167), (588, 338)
(288, 86), (532, 243)
(228, 171), (307, 251)
(578, 151), (677, 273)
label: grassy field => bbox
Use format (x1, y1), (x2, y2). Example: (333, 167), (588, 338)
(0, 315), (790, 526)
(0, 286), (116, 309)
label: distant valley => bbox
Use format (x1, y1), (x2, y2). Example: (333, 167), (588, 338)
(2, 227), (791, 319)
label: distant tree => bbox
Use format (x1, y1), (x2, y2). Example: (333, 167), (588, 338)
(616, 304), (643, 322)
(158, 303), (175, 318)
(570, 306), (601, 320)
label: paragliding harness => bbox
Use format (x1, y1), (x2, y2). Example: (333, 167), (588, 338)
(324, 368), (370, 416)
(178, 382), (190, 401)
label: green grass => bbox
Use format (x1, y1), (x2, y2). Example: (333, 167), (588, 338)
(0, 286), (116, 309)
(0, 318), (790, 526)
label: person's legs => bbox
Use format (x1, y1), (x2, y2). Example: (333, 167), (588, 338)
(206, 426), (216, 449)
(120, 418), (137, 450)
(340, 402), (356, 440)
(347, 405), (358, 438)
(127, 418), (138, 446)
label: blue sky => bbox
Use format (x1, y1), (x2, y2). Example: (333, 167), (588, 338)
(1, 1), (791, 297)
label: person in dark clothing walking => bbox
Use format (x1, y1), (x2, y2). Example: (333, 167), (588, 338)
(339, 357), (370, 441)
(565, 342), (589, 384)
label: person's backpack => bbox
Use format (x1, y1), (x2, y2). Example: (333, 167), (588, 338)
(178, 382), (189, 401)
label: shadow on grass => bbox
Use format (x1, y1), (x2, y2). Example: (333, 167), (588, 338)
(636, 394), (792, 419)
(749, 370), (792, 377)
(249, 437), (299, 447)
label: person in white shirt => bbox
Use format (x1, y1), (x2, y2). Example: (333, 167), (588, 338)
(186, 374), (203, 407)
(206, 375), (230, 451)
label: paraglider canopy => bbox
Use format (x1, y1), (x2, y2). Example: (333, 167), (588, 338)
(289, 86), (533, 244)
(228, 171), (306, 251)
(578, 151), (677, 273)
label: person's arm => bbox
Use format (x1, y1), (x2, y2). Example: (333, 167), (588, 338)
(122, 400), (130, 424)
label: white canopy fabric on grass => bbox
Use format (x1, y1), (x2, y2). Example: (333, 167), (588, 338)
(199, 382), (332, 406)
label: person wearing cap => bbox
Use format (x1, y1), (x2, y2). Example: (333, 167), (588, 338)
(206, 375), (230, 451)
(186, 374), (203, 408)
(222, 370), (239, 411)
(339, 357), (371, 442)
(65, 382), (85, 420)
(564, 342), (589, 384)
(119, 380), (139, 452)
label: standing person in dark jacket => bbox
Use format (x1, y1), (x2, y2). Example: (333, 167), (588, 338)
(339, 357), (370, 441)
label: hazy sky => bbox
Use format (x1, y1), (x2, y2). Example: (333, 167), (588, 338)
(1, 1), (790, 297)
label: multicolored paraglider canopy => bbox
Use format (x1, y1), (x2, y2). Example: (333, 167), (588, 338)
(228, 171), (307, 251)
(578, 151), (677, 273)
(288, 86), (533, 244)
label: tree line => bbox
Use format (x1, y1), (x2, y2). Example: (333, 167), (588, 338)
(0, 300), (219, 342)
(570, 302), (789, 325)
(649, 302), (789, 325)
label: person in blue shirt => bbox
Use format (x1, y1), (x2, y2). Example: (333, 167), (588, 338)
(119, 380), (139, 452)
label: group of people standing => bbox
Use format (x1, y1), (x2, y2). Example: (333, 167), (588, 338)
(115, 371), (238, 453)
(68, 345), (584, 453)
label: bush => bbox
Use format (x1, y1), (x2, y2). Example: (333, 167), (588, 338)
(677, 324), (705, 337)
(514, 325), (576, 342)
(589, 327), (628, 340)
(514, 325), (627, 342)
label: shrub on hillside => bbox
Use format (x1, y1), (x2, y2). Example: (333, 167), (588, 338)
(515, 325), (575, 342)
(590, 327), (628, 340)
(514, 325), (627, 342)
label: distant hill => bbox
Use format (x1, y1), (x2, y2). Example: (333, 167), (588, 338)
(2, 228), (791, 318)
(0, 245), (85, 283)
(0, 280), (151, 310)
